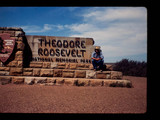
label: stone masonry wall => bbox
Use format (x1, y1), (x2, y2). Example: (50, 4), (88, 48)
(0, 27), (25, 76)
(0, 27), (123, 85)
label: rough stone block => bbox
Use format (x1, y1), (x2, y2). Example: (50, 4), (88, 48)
(17, 61), (23, 67)
(77, 64), (85, 68)
(76, 79), (90, 86)
(106, 65), (113, 71)
(15, 31), (25, 37)
(86, 70), (96, 79)
(106, 71), (111, 79)
(42, 62), (51, 68)
(51, 62), (57, 68)
(0, 67), (10, 71)
(15, 51), (23, 57)
(55, 79), (65, 85)
(44, 83), (54, 86)
(23, 68), (33, 72)
(103, 80), (132, 88)
(85, 64), (90, 68)
(18, 37), (23, 41)
(111, 71), (123, 79)
(69, 63), (77, 69)
(23, 72), (33, 76)
(64, 79), (76, 86)
(3, 31), (15, 36)
(54, 69), (62, 77)
(30, 62), (43, 68)
(34, 77), (47, 84)
(40, 69), (53, 77)
(0, 76), (11, 85)
(57, 65), (66, 69)
(33, 69), (41, 76)
(0, 71), (9, 75)
(12, 77), (24, 84)
(75, 70), (86, 78)
(62, 70), (74, 78)
(96, 73), (106, 79)
(57, 63), (66, 69)
(10, 68), (23, 76)
(47, 78), (56, 83)
(86, 38), (94, 45)
(65, 63), (69, 69)
(24, 77), (35, 85)
(89, 79), (103, 86)
(103, 80), (114, 87)
(17, 41), (25, 50)
(58, 63), (66, 66)
(12, 61), (18, 67)
(89, 64), (94, 70)
(7, 61), (18, 67)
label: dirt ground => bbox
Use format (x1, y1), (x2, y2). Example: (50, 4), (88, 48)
(0, 76), (147, 113)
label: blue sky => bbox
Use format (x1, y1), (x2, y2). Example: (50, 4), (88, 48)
(0, 7), (147, 63)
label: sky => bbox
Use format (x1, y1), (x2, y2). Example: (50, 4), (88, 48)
(0, 7), (147, 63)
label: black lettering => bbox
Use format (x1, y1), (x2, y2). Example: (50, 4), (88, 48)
(50, 49), (55, 56)
(63, 40), (68, 48)
(51, 58), (53, 62)
(34, 57), (37, 61)
(44, 48), (49, 56)
(81, 41), (86, 48)
(81, 59), (85, 63)
(42, 58), (44, 62)
(45, 39), (50, 47)
(62, 58), (65, 62)
(38, 39), (44, 47)
(71, 49), (76, 57)
(66, 49), (70, 57)
(38, 48), (43, 56)
(86, 59), (88, 63)
(56, 58), (60, 62)
(61, 49), (66, 57)
(80, 50), (86, 57)
(69, 40), (74, 48)
(76, 50), (81, 57)
(56, 49), (60, 57)
(57, 40), (62, 48)
(52, 39), (56, 47)
(75, 40), (80, 48)
(66, 58), (69, 62)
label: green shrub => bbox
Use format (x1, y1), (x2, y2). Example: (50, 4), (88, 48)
(113, 59), (147, 77)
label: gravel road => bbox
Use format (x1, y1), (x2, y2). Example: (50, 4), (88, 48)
(0, 76), (147, 113)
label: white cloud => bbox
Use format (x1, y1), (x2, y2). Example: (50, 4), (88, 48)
(69, 7), (147, 60)
(16, 24), (65, 33)
(13, 7), (147, 62)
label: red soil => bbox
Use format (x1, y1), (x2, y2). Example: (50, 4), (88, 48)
(0, 76), (147, 113)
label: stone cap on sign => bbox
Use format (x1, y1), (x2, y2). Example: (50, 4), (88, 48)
(0, 27), (24, 31)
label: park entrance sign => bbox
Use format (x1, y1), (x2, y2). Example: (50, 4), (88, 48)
(26, 35), (95, 64)
(0, 33), (15, 63)
(0, 27), (132, 88)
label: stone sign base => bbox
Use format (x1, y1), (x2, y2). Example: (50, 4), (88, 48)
(0, 27), (133, 88)
(0, 76), (132, 88)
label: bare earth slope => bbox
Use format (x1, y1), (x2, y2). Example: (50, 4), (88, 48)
(0, 76), (147, 113)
